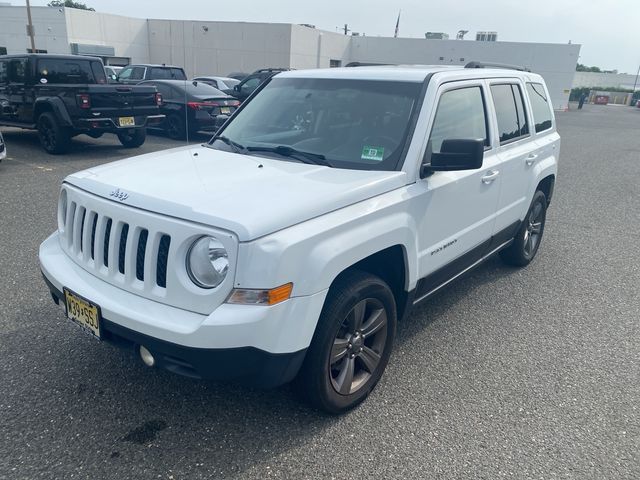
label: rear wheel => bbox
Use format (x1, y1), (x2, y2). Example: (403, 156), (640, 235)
(165, 113), (186, 140)
(500, 190), (547, 267)
(117, 128), (146, 148)
(295, 271), (397, 414)
(37, 112), (70, 154)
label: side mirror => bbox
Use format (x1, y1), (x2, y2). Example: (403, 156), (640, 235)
(233, 84), (240, 92)
(421, 139), (484, 177)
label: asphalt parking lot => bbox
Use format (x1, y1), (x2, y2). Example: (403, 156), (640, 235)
(1, 107), (639, 479)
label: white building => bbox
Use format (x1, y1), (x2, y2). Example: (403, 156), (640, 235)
(0, 5), (580, 109)
(573, 71), (639, 91)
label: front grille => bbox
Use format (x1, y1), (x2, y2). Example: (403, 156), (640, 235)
(58, 184), (236, 315)
(63, 200), (171, 290)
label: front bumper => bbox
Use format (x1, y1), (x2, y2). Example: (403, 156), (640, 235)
(39, 232), (328, 386)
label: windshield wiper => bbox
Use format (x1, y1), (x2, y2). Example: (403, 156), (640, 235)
(246, 145), (333, 167)
(209, 135), (246, 153)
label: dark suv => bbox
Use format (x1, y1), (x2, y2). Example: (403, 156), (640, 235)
(227, 68), (290, 101)
(116, 64), (187, 84)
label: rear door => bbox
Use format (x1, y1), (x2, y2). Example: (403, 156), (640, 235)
(414, 80), (502, 298)
(4, 57), (28, 122)
(487, 80), (534, 241)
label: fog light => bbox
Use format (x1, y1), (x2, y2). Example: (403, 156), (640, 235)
(139, 345), (155, 367)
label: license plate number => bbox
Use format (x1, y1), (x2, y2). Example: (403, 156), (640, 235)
(64, 288), (101, 339)
(220, 107), (230, 114)
(119, 116), (135, 127)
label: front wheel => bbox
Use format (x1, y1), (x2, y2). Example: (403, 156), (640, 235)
(295, 271), (397, 414)
(500, 190), (547, 267)
(117, 128), (146, 148)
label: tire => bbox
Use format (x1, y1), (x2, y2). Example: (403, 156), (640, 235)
(500, 190), (547, 267)
(117, 128), (146, 148)
(295, 270), (397, 414)
(37, 112), (71, 154)
(165, 113), (186, 140)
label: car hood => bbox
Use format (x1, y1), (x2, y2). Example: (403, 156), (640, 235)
(65, 145), (407, 241)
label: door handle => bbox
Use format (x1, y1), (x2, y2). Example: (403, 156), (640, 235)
(526, 154), (538, 166)
(481, 170), (500, 184)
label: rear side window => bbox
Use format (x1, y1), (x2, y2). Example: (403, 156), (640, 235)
(8, 58), (27, 82)
(90, 61), (107, 84)
(526, 83), (553, 133)
(490, 84), (529, 144)
(429, 86), (488, 153)
(36, 59), (94, 84)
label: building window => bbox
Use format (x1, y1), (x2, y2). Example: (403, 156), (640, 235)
(330, 59), (342, 68)
(0, 47), (7, 55)
(439, 56), (444, 61)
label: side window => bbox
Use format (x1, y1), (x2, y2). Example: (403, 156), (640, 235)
(130, 67), (145, 80)
(118, 67), (133, 80)
(240, 77), (262, 93)
(512, 84), (529, 137)
(0, 60), (7, 84)
(37, 59), (94, 84)
(491, 84), (527, 144)
(8, 58), (27, 83)
(526, 83), (553, 133)
(428, 86), (488, 154)
(90, 61), (107, 84)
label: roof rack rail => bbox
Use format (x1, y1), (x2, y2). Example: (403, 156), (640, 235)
(345, 62), (394, 67)
(464, 61), (531, 72)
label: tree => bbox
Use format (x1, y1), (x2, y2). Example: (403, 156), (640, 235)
(47, 0), (95, 11)
(576, 63), (602, 73)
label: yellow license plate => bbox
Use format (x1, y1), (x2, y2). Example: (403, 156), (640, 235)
(64, 288), (101, 339)
(119, 116), (135, 127)
(220, 107), (231, 114)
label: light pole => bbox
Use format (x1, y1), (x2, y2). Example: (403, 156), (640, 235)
(26, 0), (36, 52)
(633, 62), (640, 93)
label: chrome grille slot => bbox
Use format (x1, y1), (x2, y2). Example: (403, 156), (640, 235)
(89, 214), (98, 260)
(157, 235), (171, 288)
(57, 184), (237, 315)
(118, 224), (129, 274)
(136, 229), (148, 281)
(103, 218), (112, 267)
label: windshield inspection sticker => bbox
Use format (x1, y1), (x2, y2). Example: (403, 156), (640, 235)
(361, 146), (384, 161)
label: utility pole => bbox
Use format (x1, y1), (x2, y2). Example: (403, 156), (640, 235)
(343, 24), (350, 35)
(633, 62), (640, 93)
(26, 0), (36, 52)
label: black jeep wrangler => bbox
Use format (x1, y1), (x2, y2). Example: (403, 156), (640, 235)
(0, 54), (164, 154)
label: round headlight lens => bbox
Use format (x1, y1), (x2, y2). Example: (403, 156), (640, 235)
(186, 236), (229, 289)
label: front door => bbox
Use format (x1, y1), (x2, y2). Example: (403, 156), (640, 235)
(414, 81), (502, 299)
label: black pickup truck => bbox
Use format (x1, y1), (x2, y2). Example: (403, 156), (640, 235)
(0, 54), (164, 154)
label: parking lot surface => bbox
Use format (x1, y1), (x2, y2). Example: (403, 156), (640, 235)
(1, 108), (639, 479)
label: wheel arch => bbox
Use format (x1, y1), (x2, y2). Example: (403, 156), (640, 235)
(34, 97), (72, 127)
(536, 174), (555, 207)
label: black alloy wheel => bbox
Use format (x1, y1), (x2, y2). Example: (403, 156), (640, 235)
(295, 270), (397, 414)
(37, 112), (70, 154)
(166, 114), (186, 140)
(500, 190), (548, 267)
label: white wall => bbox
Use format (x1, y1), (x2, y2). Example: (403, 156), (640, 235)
(0, 5), (68, 54)
(289, 25), (350, 69)
(147, 20), (292, 77)
(64, 9), (150, 64)
(349, 37), (581, 110)
(573, 71), (640, 90)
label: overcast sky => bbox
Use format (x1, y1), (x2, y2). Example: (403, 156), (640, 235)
(21, 0), (640, 73)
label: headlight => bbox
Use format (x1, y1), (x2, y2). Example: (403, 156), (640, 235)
(58, 188), (68, 231)
(186, 236), (229, 289)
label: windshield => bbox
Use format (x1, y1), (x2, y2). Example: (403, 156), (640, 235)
(209, 77), (423, 171)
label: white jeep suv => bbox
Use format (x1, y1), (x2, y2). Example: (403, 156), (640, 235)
(40, 63), (559, 413)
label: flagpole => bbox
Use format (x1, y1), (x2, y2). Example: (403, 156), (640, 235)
(394, 10), (401, 38)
